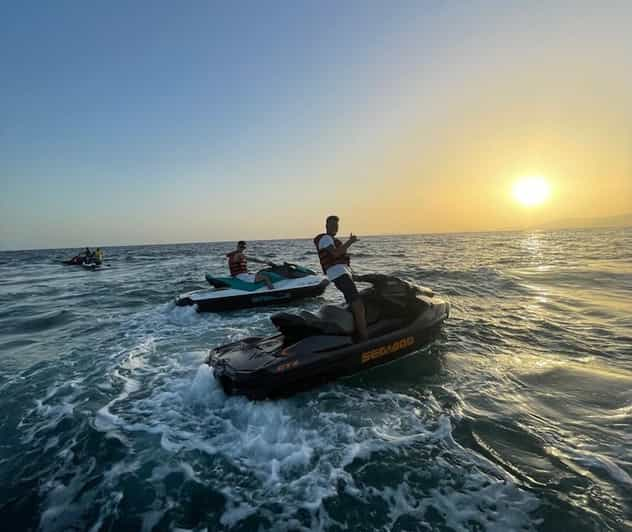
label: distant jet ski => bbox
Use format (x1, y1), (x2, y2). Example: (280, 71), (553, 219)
(207, 274), (449, 399)
(176, 263), (328, 312)
(62, 257), (102, 269)
(62, 248), (103, 268)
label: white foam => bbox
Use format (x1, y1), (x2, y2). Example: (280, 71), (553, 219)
(87, 491), (123, 532)
(186, 364), (223, 406)
(25, 300), (540, 531)
(94, 405), (121, 432)
(165, 304), (203, 326)
(219, 500), (257, 527)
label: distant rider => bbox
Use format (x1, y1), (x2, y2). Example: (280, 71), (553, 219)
(94, 248), (104, 264)
(70, 247), (91, 264)
(314, 215), (368, 341)
(226, 241), (275, 289)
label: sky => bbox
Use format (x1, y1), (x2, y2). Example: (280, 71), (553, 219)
(2, 0), (631, 250)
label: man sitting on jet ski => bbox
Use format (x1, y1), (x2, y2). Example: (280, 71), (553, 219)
(68, 247), (91, 264)
(226, 241), (275, 289)
(314, 215), (368, 341)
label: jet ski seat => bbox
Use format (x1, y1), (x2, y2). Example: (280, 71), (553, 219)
(321, 303), (410, 338)
(272, 303), (411, 342)
(272, 300), (392, 339)
(272, 304), (354, 338)
(317, 305), (355, 334)
(205, 273), (284, 291)
(272, 278), (430, 341)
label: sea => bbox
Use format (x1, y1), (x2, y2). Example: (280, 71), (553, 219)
(0, 228), (630, 532)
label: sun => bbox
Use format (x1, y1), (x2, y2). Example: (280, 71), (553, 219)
(513, 176), (550, 207)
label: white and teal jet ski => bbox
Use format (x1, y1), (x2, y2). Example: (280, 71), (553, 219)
(175, 263), (329, 312)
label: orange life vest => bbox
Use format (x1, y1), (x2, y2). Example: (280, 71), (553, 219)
(226, 250), (247, 276)
(313, 233), (350, 274)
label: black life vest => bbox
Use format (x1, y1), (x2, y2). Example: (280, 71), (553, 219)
(226, 250), (247, 276)
(313, 233), (350, 274)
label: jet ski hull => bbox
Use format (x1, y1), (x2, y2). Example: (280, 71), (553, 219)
(62, 258), (102, 269)
(176, 278), (329, 312)
(209, 296), (449, 399)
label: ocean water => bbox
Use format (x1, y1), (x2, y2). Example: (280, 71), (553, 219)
(0, 228), (631, 532)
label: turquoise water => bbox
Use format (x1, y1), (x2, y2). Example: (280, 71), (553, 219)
(1, 229), (631, 531)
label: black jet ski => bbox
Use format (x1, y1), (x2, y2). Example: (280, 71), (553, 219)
(62, 254), (103, 267)
(207, 274), (449, 399)
(176, 263), (329, 312)
(62, 257), (102, 269)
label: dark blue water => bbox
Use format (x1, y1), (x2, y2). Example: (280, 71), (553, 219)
(1, 229), (631, 531)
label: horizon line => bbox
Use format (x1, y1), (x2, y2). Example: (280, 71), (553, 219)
(2, 223), (629, 253)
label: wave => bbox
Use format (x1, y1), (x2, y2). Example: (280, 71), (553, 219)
(1, 229), (631, 530)
(9, 309), (76, 335)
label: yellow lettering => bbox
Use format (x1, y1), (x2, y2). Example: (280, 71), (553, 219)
(361, 336), (416, 364)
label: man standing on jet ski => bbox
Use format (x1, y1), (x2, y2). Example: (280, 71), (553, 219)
(314, 215), (368, 341)
(226, 241), (275, 289)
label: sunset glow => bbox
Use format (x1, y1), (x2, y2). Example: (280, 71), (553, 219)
(1, 2), (631, 249)
(513, 177), (551, 207)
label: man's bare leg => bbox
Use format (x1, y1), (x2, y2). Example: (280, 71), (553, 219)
(351, 299), (368, 342)
(256, 273), (274, 290)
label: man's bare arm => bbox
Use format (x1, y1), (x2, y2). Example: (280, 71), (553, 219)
(326, 234), (358, 258)
(246, 255), (274, 265)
